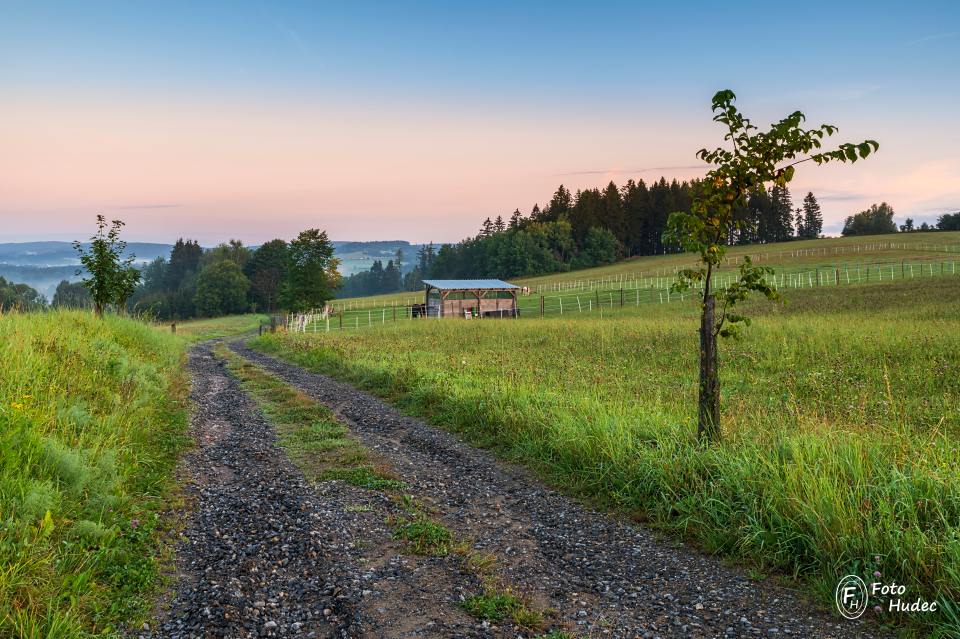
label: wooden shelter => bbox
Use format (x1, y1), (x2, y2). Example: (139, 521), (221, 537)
(422, 279), (520, 318)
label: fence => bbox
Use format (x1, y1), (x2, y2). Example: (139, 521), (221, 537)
(288, 255), (960, 334)
(328, 240), (960, 312)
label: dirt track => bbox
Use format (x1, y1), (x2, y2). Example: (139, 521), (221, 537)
(142, 340), (887, 638)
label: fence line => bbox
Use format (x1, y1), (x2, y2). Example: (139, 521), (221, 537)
(281, 257), (960, 334)
(329, 241), (960, 312)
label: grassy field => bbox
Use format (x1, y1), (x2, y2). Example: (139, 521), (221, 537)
(251, 276), (960, 634)
(0, 310), (190, 637)
(329, 230), (960, 311)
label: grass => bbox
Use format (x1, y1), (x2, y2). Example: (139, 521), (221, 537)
(170, 314), (268, 342)
(218, 346), (407, 494)
(331, 230), (960, 309)
(250, 275), (960, 635)
(0, 309), (190, 637)
(391, 513), (454, 556)
(461, 588), (542, 629)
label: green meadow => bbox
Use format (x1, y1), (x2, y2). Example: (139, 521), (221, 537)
(252, 275), (960, 634)
(0, 311), (189, 637)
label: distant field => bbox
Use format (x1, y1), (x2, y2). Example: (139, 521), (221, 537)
(0, 311), (189, 637)
(170, 313), (268, 341)
(329, 231), (960, 310)
(252, 276), (960, 634)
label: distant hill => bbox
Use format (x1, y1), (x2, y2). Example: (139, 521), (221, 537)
(0, 240), (424, 300)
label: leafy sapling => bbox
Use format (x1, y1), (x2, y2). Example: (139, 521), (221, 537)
(73, 215), (141, 316)
(664, 89), (877, 442)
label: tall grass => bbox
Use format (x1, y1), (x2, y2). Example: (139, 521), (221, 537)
(0, 310), (189, 637)
(251, 278), (960, 634)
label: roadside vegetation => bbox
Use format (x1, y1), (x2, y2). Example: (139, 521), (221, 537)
(0, 310), (189, 636)
(170, 314), (268, 342)
(251, 275), (960, 634)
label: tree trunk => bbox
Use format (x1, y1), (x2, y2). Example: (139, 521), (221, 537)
(698, 293), (721, 442)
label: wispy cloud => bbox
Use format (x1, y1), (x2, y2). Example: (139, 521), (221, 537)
(905, 31), (960, 47)
(814, 190), (870, 202)
(559, 165), (708, 176)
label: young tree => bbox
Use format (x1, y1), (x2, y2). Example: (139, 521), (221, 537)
(73, 215), (141, 317)
(281, 229), (341, 312)
(664, 90), (876, 442)
(800, 192), (823, 238)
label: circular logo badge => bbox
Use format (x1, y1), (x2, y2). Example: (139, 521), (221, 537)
(836, 575), (869, 619)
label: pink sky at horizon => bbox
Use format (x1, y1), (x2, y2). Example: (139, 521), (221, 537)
(2, 91), (958, 246)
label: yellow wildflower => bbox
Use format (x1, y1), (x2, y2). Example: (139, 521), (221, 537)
(10, 402), (24, 410)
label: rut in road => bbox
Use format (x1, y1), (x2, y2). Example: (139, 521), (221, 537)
(144, 343), (494, 639)
(227, 341), (888, 638)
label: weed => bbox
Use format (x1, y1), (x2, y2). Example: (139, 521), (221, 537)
(391, 513), (453, 556)
(461, 588), (542, 629)
(321, 466), (405, 491)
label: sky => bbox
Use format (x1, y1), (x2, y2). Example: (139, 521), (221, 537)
(2, 1), (959, 244)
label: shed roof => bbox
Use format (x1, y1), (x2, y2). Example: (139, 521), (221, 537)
(423, 279), (519, 290)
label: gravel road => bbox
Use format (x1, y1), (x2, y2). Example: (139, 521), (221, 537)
(143, 339), (888, 638)
(227, 341), (888, 639)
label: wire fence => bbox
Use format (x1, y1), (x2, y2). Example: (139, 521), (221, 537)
(328, 240), (960, 312)
(280, 254), (960, 334)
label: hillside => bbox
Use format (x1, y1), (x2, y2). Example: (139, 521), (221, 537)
(252, 273), (960, 635)
(329, 230), (960, 311)
(0, 311), (189, 635)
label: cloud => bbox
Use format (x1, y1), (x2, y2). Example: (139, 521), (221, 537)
(814, 191), (870, 202)
(559, 165), (708, 176)
(904, 31), (960, 47)
(114, 204), (181, 210)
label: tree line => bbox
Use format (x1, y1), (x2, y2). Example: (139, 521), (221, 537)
(342, 178), (828, 295)
(126, 230), (341, 319)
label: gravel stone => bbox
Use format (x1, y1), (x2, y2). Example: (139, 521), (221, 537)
(224, 341), (891, 638)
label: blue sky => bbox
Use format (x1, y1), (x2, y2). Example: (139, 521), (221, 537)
(2, 1), (959, 242)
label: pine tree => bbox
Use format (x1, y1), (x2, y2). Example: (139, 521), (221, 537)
(508, 208), (523, 229)
(800, 192), (823, 239)
(480, 218), (494, 237)
(794, 207), (805, 239)
(494, 215), (506, 233)
(769, 186), (794, 242)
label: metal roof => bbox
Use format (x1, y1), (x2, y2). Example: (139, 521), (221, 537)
(422, 279), (519, 290)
